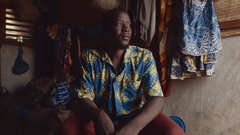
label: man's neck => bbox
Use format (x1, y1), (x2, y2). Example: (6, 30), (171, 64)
(105, 44), (126, 73)
(106, 45), (125, 61)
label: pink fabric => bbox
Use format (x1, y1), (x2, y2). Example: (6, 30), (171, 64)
(55, 113), (185, 135)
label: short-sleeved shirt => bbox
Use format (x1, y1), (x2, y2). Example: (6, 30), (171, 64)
(77, 45), (163, 123)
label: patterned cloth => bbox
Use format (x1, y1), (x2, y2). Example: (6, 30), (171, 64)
(120, 0), (156, 45)
(171, 53), (217, 80)
(170, 0), (222, 79)
(76, 45), (163, 123)
(182, 0), (222, 56)
(157, 0), (173, 97)
(51, 82), (72, 109)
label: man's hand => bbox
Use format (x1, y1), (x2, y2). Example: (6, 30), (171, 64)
(115, 123), (139, 135)
(94, 109), (115, 135)
(74, 98), (115, 135)
(115, 96), (164, 135)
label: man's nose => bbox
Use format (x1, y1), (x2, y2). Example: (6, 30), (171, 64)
(122, 25), (131, 32)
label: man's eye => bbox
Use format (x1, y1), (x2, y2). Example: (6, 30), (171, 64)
(117, 23), (123, 26)
(126, 23), (131, 27)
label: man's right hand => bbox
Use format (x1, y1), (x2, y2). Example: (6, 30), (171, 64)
(94, 109), (115, 135)
(75, 98), (115, 135)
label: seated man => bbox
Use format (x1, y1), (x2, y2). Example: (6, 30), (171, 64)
(56, 8), (185, 135)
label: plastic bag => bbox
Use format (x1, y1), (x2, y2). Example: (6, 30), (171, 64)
(12, 46), (29, 75)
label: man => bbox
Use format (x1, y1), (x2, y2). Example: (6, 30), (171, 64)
(56, 8), (185, 135)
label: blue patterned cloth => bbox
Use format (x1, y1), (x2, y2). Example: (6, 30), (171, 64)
(182, 0), (222, 56)
(76, 45), (163, 123)
(171, 53), (217, 80)
(170, 0), (222, 79)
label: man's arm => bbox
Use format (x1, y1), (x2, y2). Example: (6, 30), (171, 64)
(74, 98), (100, 120)
(115, 96), (163, 135)
(76, 50), (115, 135)
(74, 98), (115, 135)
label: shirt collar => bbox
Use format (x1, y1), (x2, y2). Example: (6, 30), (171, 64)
(91, 45), (133, 65)
(123, 45), (132, 62)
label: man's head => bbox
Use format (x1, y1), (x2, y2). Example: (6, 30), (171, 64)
(102, 8), (132, 49)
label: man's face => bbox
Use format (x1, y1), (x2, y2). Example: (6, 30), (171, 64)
(111, 12), (132, 49)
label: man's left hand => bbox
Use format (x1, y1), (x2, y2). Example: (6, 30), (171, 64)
(114, 124), (139, 135)
(115, 96), (164, 135)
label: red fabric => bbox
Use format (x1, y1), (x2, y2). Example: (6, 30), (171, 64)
(139, 113), (185, 135)
(54, 113), (185, 135)
(54, 115), (95, 135)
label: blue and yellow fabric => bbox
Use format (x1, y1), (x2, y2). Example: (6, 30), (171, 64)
(182, 0), (222, 56)
(171, 0), (222, 79)
(76, 45), (163, 123)
(171, 53), (217, 80)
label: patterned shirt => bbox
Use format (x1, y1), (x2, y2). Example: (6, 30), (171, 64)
(77, 45), (163, 122)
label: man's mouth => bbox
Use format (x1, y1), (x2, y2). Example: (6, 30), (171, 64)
(121, 36), (130, 40)
(120, 34), (130, 40)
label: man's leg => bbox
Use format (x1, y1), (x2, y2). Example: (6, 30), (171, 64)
(139, 113), (185, 135)
(54, 115), (95, 135)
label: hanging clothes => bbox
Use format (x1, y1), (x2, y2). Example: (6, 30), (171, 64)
(69, 25), (82, 79)
(171, 53), (217, 79)
(158, 0), (172, 32)
(170, 0), (222, 80)
(50, 26), (82, 111)
(54, 27), (68, 78)
(120, 0), (156, 45)
(156, 0), (173, 97)
(119, 0), (129, 12)
(182, 0), (222, 56)
(157, 29), (172, 97)
(143, 0), (173, 97)
(53, 26), (81, 82)
(63, 28), (72, 82)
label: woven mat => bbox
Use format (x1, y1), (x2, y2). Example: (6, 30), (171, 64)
(214, 0), (240, 23)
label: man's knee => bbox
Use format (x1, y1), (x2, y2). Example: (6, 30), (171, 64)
(54, 115), (95, 135)
(165, 124), (185, 135)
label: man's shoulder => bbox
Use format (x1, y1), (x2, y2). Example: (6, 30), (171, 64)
(129, 45), (153, 57)
(81, 48), (95, 55)
(81, 48), (103, 58)
(81, 46), (153, 59)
